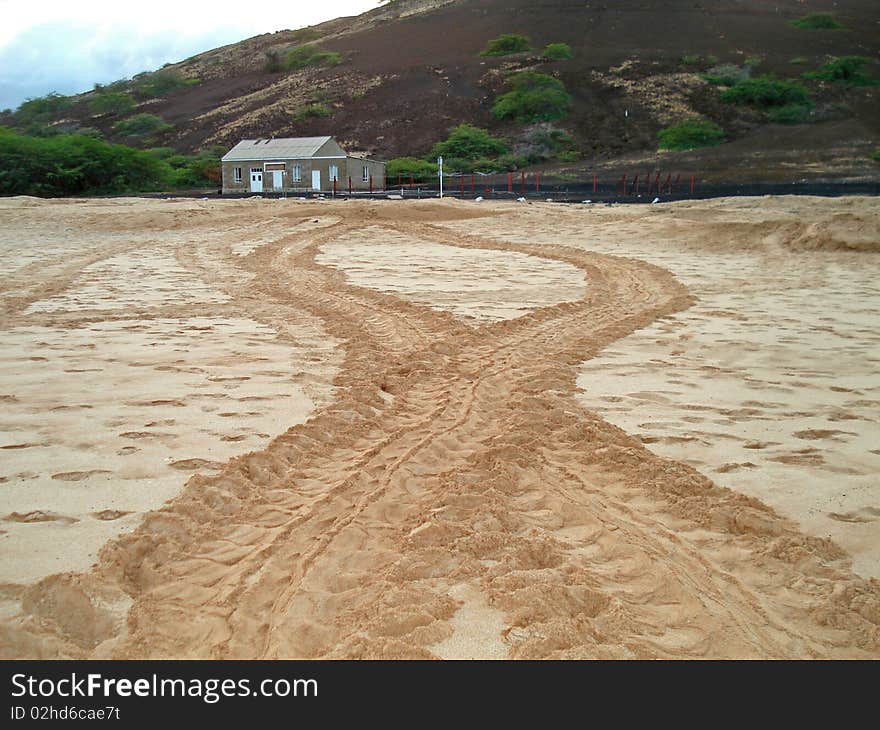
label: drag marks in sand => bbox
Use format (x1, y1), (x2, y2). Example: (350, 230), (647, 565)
(0, 197), (878, 660)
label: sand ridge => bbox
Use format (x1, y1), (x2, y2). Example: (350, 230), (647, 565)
(0, 196), (878, 659)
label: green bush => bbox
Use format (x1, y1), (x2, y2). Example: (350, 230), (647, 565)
(542, 43), (573, 60)
(293, 103), (332, 120)
(480, 34), (531, 57)
(657, 118), (725, 150)
(789, 13), (844, 30)
(431, 124), (508, 163)
(790, 57), (808, 65)
(114, 113), (172, 137)
(284, 45), (342, 71)
(386, 157), (438, 180)
(12, 93), (72, 126)
(492, 72), (572, 123)
(89, 92), (135, 116)
(869, 148), (880, 162)
(0, 127), (173, 196)
(805, 56), (877, 86)
(767, 103), (813, 124)
(721, 75), (811, 107)
(135, 71), (199, 98)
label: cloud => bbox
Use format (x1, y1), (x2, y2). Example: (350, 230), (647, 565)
(0, 1), (378, 110)
(0, 21), (247, 110)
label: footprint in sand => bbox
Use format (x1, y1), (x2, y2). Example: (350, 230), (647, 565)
(168, 458), (224, 471)
(828, 507), (880, 523)
(3, 511), (79, 524)
(91, 510), (132, 521)
(51, 470), (112, 481)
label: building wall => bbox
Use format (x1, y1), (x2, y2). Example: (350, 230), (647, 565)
(222, 156), (386, 194)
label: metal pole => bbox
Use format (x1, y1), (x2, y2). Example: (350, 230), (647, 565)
(438, 156), (443, 199)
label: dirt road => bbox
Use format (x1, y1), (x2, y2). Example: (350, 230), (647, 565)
(1, 196), (877, 659)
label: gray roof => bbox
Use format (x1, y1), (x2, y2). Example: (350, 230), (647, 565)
(221, 136), (337, 162)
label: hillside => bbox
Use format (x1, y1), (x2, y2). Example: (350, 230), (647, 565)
(3, 0), (880, 182)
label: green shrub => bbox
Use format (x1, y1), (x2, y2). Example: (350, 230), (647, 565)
(789, 13), (844, 30)
(767, 103), (813, 124)
(557, 150), (580, 162)
(480, 34), (531, 57)
(869, 148), (880, 162)
(114, 113), (172, 137)
(721, 75), (811, 107)
(493, 153), (528, 170)
(681, 54), (702, 66)
(805, 56), (877, 86)
(744, 56), (763, 68)
(386, 157), (438, 180)
(657, 118), (725, 150)
(790, 57), (808, 65)
(294, 103), (332, 120)
(492, 72), (572, 123)
(89, 92), (135, 116)
(284, 45), (342, 71)
(0, 127), (173, 196)
(12, 93), (72, 126)
(135, 71), (199, 98)
(542, 43), (573, 60)
(431, 124), (508, 162)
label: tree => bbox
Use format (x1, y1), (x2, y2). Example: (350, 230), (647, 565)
(431, 124), (508, 162)
(492, 72), (572, 123)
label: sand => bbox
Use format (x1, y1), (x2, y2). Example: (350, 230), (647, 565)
(0, 195), (877, 659)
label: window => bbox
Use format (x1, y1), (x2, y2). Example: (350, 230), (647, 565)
(233, 167), (242, 183)
(362, 165), (370, 183)
(329, 165), (339, 181)
(292, 165), (302, 183)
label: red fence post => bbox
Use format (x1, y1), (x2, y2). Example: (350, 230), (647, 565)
(348, 176), (352, 195)
(690, 175), (695, 196)
(654, 171), (661, 194)
(508, 172), (513, 193)
(471, 175), (475, 195)
(633, 174), (639, 195)
(664, 173), (671, 194)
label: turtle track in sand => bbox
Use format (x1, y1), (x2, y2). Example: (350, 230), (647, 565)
(2, 200), (878, 659)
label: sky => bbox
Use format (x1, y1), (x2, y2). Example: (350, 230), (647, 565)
(0, 0), (380, 111)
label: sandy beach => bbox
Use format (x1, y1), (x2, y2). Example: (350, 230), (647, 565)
(0, 194), (877, 659)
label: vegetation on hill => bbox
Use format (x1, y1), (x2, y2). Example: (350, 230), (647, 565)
(114, 113), (173, 138)
(657, 119), (725, 150)
(805, 56), (877, 85)
(284, 45), (343, 71)
(542, 43), (573, 60)
(134, 71), (200, 98)
(789, 13), (845, 30)
(721, 76), (811, 108)
(480, 34), (531, 56)
(89, 92), (135, 116)
(492, 72), (572, 123)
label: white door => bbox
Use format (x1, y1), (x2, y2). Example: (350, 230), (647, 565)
(250, 169), (262, 193)
(311, 170), (321, 191)
(272, 170), (283, 189)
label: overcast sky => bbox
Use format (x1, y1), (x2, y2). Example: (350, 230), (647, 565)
(0, 0), (380, 111)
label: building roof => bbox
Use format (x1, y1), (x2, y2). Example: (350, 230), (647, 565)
(221, 136), (337, 162)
